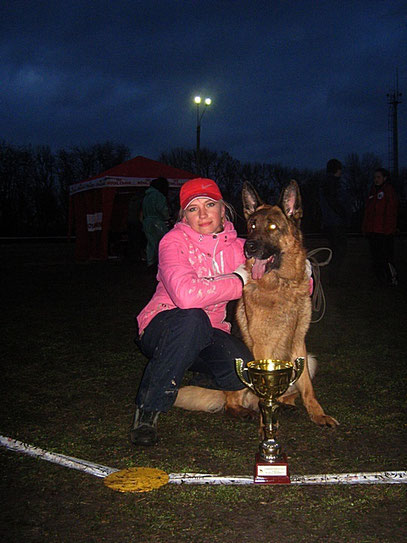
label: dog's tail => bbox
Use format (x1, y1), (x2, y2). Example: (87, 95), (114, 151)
(174, 386), (226, 412)
(174, 356), (317, 413)
(284, 353), (317, 395)
(307, 353), (317, 379)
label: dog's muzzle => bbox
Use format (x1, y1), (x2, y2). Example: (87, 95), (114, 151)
(244, 239), (281, 279)
(244, 239), (279, 260)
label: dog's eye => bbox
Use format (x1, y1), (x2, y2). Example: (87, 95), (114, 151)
(251, 223), (256, 229)
(268, 223), (277, 230)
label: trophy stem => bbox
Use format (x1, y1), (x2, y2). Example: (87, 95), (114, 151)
(258, 400), (283, 462)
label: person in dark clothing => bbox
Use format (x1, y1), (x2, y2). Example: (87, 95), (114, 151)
(127, 189), (146, 262)
(319, 158), (350, 285)
(142, 177), (170, 268)
(362, 168), (398, 286)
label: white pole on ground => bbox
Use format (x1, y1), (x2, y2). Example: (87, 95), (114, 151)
(1, 435), (406, 486)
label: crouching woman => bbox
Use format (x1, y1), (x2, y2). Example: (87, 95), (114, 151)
(131, 178), (251, 446)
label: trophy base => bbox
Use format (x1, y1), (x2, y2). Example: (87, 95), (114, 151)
(254, 453), (291, 484)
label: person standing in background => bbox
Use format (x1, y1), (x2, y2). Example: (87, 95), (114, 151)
(127, 189), (146, 262)
(142, 177), (170, 270)
(362, 168), (398, 286)
(319, 158), (351, 285)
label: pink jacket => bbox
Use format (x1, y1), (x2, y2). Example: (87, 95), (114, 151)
(137, 220), (245, 334)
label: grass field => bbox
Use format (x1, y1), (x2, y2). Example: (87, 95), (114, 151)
(1, 238), (406, 542)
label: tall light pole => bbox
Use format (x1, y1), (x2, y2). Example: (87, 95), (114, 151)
(387, 71), (402, 181)
(194, 95), (211, 173)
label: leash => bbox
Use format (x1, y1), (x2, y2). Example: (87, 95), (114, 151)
(307, 247), (332, 323)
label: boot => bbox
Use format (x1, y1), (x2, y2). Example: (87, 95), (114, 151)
(130, 408), (160, 446)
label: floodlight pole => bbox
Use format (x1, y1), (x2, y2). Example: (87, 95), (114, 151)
(387, 71), (402, 180)
(194, 96), (211, 174)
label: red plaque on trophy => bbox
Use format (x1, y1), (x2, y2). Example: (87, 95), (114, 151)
(254, 452), (290, 484)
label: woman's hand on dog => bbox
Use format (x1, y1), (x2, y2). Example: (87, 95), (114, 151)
(233, 264), (251, 285)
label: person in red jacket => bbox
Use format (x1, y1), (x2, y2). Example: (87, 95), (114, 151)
(362, 168), (398, 286)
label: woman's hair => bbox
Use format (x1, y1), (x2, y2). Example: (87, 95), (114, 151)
(326, 158), (342, 174)
(150, 177), (169, 196)
(177, 199), (236, 223)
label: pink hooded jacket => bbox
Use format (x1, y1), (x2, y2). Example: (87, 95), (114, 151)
(137, 220), (245, 334)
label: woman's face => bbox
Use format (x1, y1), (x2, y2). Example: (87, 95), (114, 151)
(184, 198), (225, 235)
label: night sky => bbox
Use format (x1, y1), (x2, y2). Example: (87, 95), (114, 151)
(1, 0), (406, 170)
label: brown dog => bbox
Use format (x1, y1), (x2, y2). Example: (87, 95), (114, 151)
(175, 181), (338, 427)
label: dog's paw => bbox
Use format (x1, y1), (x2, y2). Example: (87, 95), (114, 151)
(312, 413), (339, 427)
(225, 405), (257, 421)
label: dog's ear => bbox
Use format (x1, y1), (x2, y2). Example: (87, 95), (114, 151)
(242, 182), (263, 219)
(280, 180), (303, 223)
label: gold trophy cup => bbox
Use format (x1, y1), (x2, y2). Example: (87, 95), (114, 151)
(235, 357), (304, 484)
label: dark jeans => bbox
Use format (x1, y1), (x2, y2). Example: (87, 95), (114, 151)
(135, 308), (252, 412)
(325, 225), (348, 283)
(367, 233), (396, 284)
(127, 221), (146, 262)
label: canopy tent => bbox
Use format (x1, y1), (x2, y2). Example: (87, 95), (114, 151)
(69, 155), (197, 261)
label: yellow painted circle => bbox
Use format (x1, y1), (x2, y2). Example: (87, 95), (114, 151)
(104, 467), (169, 493)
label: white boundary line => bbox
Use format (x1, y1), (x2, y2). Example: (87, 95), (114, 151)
(1, 435), (406, 486)
(0, 435), (117, 478)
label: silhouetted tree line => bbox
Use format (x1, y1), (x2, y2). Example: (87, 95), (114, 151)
(160, 148), (407, 234)
(0, 141), (130, 236)
(0, 140), (405, 236)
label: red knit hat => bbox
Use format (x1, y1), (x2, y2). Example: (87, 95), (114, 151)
(180, 178), (223, 210)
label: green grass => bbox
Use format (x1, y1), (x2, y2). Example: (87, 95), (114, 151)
(0, 239), (406, 542)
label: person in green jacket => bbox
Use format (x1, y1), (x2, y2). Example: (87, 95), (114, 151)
(142, 177), (170, 268)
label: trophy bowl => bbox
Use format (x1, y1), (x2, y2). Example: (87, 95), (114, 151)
(241, 359), (300, 402)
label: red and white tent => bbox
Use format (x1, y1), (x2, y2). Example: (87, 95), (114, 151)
(68, 155), (197, 261)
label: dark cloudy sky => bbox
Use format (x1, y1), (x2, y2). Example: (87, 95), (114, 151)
(1, 1), (406, 169)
